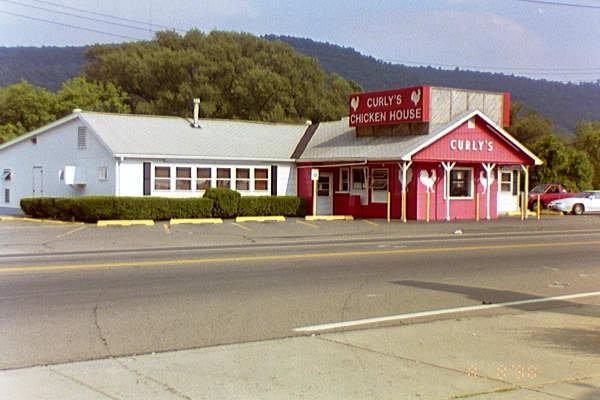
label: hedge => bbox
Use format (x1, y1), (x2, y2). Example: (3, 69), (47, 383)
(238, 196), (306, 217)
(20, 193), (306, 222)
(202, 188), (241, 218)
(20, 196), (214, 223)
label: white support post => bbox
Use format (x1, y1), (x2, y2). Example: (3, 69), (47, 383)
(400, 161), (412, 223)
(441, 162), (456, 222)
(482, 163), (496, 220)
(521, 165), (530, 220)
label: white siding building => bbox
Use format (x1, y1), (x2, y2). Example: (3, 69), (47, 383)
(0, 111), (306, 214)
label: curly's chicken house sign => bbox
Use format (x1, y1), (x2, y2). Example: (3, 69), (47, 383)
(348, 86), (430, 127)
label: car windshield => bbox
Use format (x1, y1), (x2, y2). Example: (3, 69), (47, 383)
(579, 192), (593, 198)
(530, 185), (547, 193)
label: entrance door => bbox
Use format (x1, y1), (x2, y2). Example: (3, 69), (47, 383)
(497, 168), (518, 214)
(32, 166), (44, 197)
(316, 173), (333, 215)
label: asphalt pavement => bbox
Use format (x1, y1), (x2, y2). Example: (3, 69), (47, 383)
(0, 216), (599, 399)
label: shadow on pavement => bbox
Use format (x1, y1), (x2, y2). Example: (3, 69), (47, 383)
(391, 280), (599, 318)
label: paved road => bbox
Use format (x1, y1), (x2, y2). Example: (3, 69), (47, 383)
(1, 226), (599, 370)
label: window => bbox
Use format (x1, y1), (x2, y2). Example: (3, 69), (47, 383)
(254, 168), (269, 191)
(77, 127), (87, 150)
(196, 168), (211, 190)
(351, 168), (366, 191)
(98, 166), (108, 181)
(500, 171), (512, 192)
(216, 168), (231, 188)
(2, 169), (11, 181)
(467, 118), (475, 129)
(371, 168), (389, 203)
(449, 168), (473, 198)
(4, 188), (9, 204)
(339, 168), (349, 192)
(176, 167), (192, 190)
(154, 166), (171, 190)
(236, 168), (250, 191)
(317, 175), (330, 196)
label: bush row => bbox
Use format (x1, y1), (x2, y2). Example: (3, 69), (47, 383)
(20, 189), (306, 222)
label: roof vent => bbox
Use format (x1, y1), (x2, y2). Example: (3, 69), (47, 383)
(73, 108), (82, 113)
(191, 98), (201, 128)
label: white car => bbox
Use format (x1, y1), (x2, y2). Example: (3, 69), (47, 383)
(548, 191), (600, 215)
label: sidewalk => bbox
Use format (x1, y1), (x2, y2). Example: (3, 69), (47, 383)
(2, 300), (598, 399)
(1, 215), (599, 256)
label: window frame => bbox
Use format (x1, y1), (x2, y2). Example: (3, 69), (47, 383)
(235, 168), (251, 191)
(175, 167), (192, 191)
(371, 168), (389, 203)
(338, 167), (349, 193)
(254, 168), (269, 192)
(350, 167), (367, 192)
(216, 167), (232, 189)
(499, 171), (512, 193)
(446, 167), (474, 200)
(196, 167), (212, 191)
(98, 166), (108, 182)
(154, 165), (172, 191)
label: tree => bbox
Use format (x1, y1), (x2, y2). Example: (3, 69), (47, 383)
(0, 81), (57, 132)
(530, 134), (593, 191)
(55, 77), (130, 116)
(509, 102), (554, 145)
(84, 30), (360, 122)
(574, 121), (600, 188)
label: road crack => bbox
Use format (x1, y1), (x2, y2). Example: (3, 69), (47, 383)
(92, 303), (193, 400)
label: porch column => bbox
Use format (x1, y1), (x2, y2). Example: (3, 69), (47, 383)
(482, 163), (496, 220)
(441, 162), (456, 221)
(521, 165), (530, 220)
(400, 161), (412, 223)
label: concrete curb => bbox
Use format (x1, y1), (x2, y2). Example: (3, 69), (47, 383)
(97, 220), (155, 227)
(235, 216), (286, 222)
(305, 215), (354, 221)
(170, 218), (223, 225)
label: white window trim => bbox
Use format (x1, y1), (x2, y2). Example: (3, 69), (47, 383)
(175, 166), (193, 191)
(371, 168), (389, 204)
(337, 167), (349, 193)
(499, 170), (513, 193)
(98, 166), (108, 182)
(196, 166), (212, 192)
(153, 165), (172, 192)
(216, 167), (233, 190)
(253, 167), (270, 193)
(235, 167), (251, 191)
(444, 167), (474, 200)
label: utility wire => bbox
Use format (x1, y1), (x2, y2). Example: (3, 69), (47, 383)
(28, 0), (182, 31)
(1, 0), (161, 32)
(512, 0), (600, 10)
(0, 9), (146, 40)
(383, 58), (600, 72)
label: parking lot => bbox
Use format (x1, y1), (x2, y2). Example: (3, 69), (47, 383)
(1, 214), (599, 256)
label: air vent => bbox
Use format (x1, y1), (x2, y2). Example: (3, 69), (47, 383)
(77, 127), (87, 150)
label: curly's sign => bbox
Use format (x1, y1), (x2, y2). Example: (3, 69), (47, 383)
(348, 86), (429, 127)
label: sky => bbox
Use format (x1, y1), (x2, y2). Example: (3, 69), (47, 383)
(1, 0), (600, 82)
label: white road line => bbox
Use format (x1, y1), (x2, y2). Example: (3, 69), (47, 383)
(293, 291), (600, 333)
(55, 225), (87, 239)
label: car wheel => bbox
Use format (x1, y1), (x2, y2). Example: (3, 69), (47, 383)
(530, 200), (540, 211)
(572, 204), (584, 215)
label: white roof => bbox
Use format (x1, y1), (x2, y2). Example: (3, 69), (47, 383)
(79, 112), (307, 161)
(299, 110), (542, 165)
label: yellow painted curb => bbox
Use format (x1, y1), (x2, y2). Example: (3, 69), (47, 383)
(235, 216), (286, 222)
(305, 215), (354, 221)
(0, 216), (77, 224)
(97, 220), (155, 227)
(541, 210), (564, 216)
(170, 218), (223, 225)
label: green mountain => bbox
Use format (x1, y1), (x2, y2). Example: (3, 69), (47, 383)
(2, 36), (600, 131)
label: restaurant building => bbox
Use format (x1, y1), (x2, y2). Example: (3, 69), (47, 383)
(0, 85), (542, 220)
(295, 86), (542, 221)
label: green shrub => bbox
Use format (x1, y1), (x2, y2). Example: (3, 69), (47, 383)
(238, 196), (306, 217)
(20, 196), (214, 222)
(203, 188), (241, 218)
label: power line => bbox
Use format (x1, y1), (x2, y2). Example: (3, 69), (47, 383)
(1, 0), (159, 32)
(0, 9), (146, 40)
(512, 0), (600, 10)
(382, 59), (600, 74)
(29, 0), (182, 31)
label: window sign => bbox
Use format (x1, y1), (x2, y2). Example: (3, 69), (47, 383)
(311, 169), (319, 181)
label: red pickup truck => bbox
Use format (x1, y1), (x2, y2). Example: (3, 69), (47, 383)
(528, 183), (578, 210)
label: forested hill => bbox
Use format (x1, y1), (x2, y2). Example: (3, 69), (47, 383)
(0, 46), (84, 91)
(2, 37), (600, 131)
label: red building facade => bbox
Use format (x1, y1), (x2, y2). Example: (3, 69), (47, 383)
(296, 86), (542, 221)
